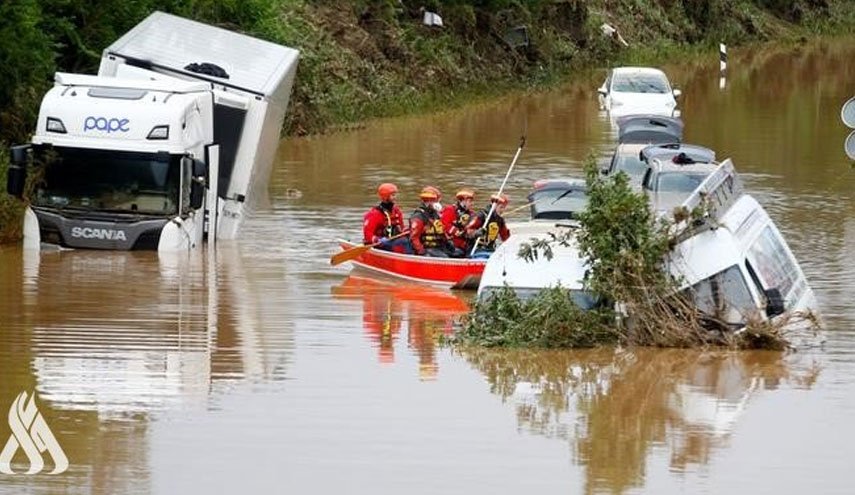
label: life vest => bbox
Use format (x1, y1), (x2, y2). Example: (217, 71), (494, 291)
(375, 205), (402, 237)
(412, 206), (445, 249)
(476, 210), (505, 250)
(453, 204), (472, 232)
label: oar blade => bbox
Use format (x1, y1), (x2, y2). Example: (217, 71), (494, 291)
(330, 244), (373, 266)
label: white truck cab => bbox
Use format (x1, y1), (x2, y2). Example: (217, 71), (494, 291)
(6, 11), (299, 251)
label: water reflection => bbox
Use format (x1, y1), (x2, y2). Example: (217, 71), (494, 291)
(332, 275), (469, 380)
(0, 243), (294, 493)
(459, 347), (820, 494)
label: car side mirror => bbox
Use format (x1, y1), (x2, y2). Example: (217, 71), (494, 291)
(764, 288), (785, 318)
(597, 88), (607, 97)
(672, 88), (682, 98)
(6, 145), (31, 198)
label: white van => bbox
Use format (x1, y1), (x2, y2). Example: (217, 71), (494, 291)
(669, 193), (817, 328)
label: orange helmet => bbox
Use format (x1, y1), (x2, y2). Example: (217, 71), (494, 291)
(455, 188), (475, 200)
(377, 183), (398, 201)
(425, 186), (441, 201)
(419, 186), (440, 201)
(490, 193), (509, 206)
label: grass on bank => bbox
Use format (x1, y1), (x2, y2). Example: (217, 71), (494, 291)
(453, 157), (813, 351)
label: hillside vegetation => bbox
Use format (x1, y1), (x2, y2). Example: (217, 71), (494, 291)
(1, 0), (852, 242)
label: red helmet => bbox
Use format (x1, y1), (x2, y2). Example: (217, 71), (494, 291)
(377, 183), (398, 201)
(455, 188), (475, 200)
(490, 193), (509, 206)
(419, 186), (439, 201)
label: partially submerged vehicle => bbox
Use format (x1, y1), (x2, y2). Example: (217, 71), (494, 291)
(666, 162), (817, 329)
(643, 154), (725, 215)
(6, 12), (299, 251)
(477, 178), (597, 305)
(603, 115), (685, 187)
(598, 67), (681, 118)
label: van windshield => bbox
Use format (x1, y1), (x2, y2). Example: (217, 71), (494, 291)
(682, 264), (757, 326)
(32, 146), (181, 216)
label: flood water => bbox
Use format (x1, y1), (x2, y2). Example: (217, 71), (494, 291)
(1, 38), (854, 494)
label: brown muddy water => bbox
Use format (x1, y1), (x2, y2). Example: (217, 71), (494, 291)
(1, 38), (854, 494)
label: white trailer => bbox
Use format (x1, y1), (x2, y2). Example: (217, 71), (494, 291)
(6, 11), (299, 250)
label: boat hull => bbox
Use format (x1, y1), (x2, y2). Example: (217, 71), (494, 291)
(337, 240), (485, 289)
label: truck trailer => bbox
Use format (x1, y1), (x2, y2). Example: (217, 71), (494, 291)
(6, 11), (299, 251)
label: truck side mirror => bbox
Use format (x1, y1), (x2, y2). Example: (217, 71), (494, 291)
(189, 159), (207, 210)
(764, 288), (785, 318)
(6, 145), (31, 198)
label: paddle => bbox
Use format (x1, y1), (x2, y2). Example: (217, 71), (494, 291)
(330, 230), (410, 266)
(470, 136), (526, 256)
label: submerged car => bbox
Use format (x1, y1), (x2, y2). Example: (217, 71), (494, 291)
(478, 178), (597, 305)
(643, 152), (722, 215)
(598, 67), (681, 118)
(603, 115), (686, 187)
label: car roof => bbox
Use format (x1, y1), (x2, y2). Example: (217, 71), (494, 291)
(648, 157), (719, 174)
(611, 66), (668, 76)
(641, 143), (716, 164)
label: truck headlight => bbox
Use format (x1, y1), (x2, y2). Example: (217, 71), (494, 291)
(147, 125), (170, 140)
(46, 117), (67, 134)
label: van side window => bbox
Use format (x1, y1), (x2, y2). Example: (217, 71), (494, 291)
(682, 265), (757, 325)
(747, 226), (800, 303)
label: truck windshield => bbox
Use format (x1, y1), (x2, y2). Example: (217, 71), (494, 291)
(32, 146), (180, 216)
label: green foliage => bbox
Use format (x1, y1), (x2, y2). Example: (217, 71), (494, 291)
(576, 159), (671, 301)
(0, 0), (55, 142)
(454, 286), (618, 348)
(0, 146), (25, 243)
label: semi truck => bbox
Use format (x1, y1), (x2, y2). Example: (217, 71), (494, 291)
(6, 11), (299, 251)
